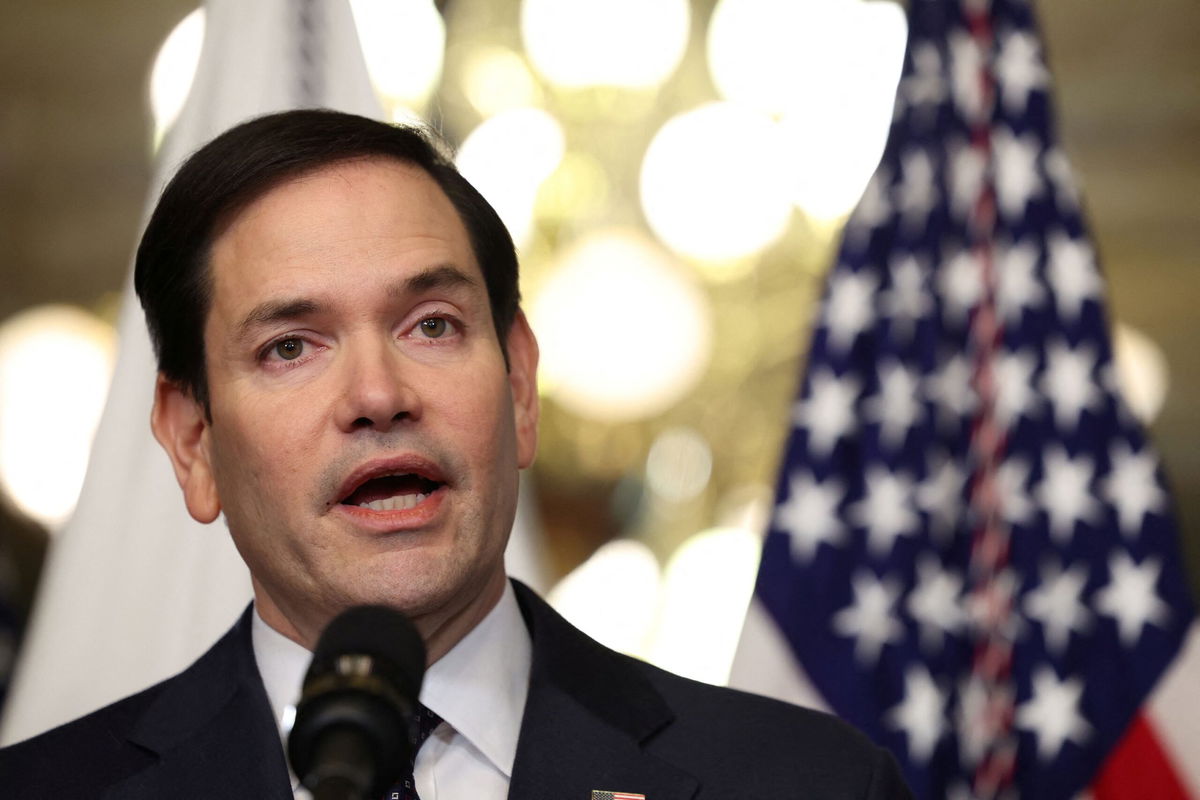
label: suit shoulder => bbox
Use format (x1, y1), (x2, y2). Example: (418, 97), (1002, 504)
(0, 608), (255, 797)
(512, 581), (912, 797)
(633, 660), (912, 798)
(636, 657), (863, 747)
(0, 680), (165, 794)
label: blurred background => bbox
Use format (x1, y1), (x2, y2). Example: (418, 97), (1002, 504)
(0, 0), (1196, 709)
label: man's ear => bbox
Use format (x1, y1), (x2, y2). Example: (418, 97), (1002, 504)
(150, 374), (221, 524)
(506, 311), (540, 469)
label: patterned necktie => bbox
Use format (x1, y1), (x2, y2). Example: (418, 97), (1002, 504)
(384, 703), (443, 800)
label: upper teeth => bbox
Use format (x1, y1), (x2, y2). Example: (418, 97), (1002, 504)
(359, 493), (427, 512)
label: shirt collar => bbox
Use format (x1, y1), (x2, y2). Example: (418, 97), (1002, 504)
(420, 581), (531, 778)
(251, 581), (531, 779)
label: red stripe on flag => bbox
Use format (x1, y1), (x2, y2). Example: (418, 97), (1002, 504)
(1092, 713), (1193, 800)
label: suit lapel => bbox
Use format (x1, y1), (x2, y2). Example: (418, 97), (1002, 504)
(509, 582), (700, 800)
(103, 607), (292, 800)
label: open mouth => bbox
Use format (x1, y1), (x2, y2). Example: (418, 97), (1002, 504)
(340, 473), (445, 512)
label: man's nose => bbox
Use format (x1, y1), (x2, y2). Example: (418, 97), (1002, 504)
(334, 340), (422, 433)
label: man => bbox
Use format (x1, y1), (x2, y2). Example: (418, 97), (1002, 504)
(0, 110), (912, 799)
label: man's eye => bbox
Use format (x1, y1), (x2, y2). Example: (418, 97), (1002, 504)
(419, 317), (449, 338)
(274, 338), (304, 360)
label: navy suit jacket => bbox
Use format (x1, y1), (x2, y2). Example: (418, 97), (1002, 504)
(0, 581), (913, 798)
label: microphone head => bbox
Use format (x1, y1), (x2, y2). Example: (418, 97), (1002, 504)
(288, 605), (427, 798)
(307, 605), (426, 700)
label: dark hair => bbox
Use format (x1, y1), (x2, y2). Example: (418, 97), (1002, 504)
(134, 108), (520, 410)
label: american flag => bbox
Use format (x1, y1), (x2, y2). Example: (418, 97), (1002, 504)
(590, 792), (645, 800)
(749, 0), (1196, 798)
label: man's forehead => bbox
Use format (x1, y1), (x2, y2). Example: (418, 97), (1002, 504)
(209, 158), (474, 274)
(212, 156), (455, 241)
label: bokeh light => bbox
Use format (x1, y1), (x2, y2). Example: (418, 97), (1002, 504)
(456, 107), (566, 246)
(1113, 322), (1169, 423)
(461, 46), (542, 117)
(350, 0), (445, 106)
(708, 0), (907, 220)
(149, 7), (205, 142)
(548, 539), (662, 656)
(641, 102), (793, 261)
(531, 229), (712, 421)
(650, 527), (763, 685)
(0, 306), (116, 528)
(646, 427), (713, 503)
(521, 0), (690, 89)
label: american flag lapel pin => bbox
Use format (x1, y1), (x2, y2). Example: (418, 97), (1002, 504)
(590, 792), (646, 800)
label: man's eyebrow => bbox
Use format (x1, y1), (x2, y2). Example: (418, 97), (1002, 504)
(393, 264), (480, 297)
(236, 299), (322, 341)
(234, 265), (480, 341)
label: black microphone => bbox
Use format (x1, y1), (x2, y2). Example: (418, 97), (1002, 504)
(287, 606), (427, 800)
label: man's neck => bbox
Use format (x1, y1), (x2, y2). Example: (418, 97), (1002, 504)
(418, 569), (509, 664)
(251, 567), (510, 666)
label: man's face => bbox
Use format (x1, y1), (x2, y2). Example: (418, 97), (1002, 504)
(153, 158), (538, 651)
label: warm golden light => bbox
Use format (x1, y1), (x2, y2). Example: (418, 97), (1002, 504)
(350, 0), (445, 105)
(650, 527), (763, 685)
(0, 306), (116, 528)
(548, 539), (663, 656)
(1113, 322), (1170, 423)
(646, 427), (713, 503)
(456, 108), (566, 246)
(149, 8), (206, 142)
(521, 0), (690, 89)
(531, 229), (712, 421)
(640, 102), (793, 261)
(462, 46), (542, 117)
(708, 0), (907, 220)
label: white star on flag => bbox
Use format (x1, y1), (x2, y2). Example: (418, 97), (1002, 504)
(1041, 340), (1102, 431)
(1037, 447), (1103, 544)
(938, 247), (983, 324)
(1023, 560), (1091, 656)
(883, 255), (932, 342)
(993, 349), (1039, 431)
(907, 556), (965, 651)
(851, 467), (920, 558)
(1017, 667), (1092, 761)
(1044, 147), (1081, 210)
(1046, 232), (1102, 322)
(925, 352), (976, 429)
(994, 457), (1036, 531)
(995, 29), (1048, 113)
(949, 140), (986, 220)
(865, 361), (923, 450)
(822, 271), (878, 353)
(996, 238), (1047, 323)
(1096, 551), (1171, 647)
(775, 471), (846, 563)
(992, 125), (1043, 219)
(1102, 442), (1168, 537)
(832, 571), (904, 664)
(886, 665), (947, 763)
(948, 30), (986, 122)
(917, 453), (966, 543)
(897, 148), (938, 230)
(901, 41), (948, 111)
(793, 368), (860, 457)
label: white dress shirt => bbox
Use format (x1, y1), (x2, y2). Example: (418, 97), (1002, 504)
(252, 582), (532, 800)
